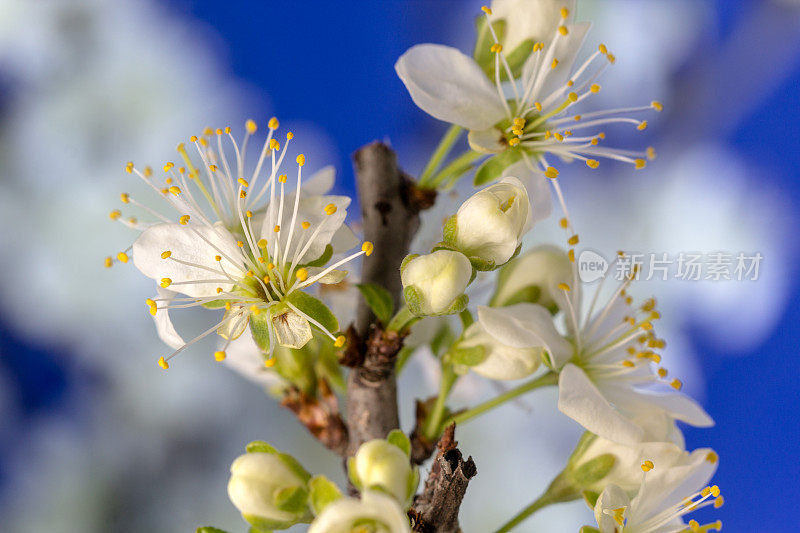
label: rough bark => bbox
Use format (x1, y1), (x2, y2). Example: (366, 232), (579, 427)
(345, 141), (434, 456)
(409, 424), (477, 533)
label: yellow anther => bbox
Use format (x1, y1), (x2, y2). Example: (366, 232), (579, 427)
(273, 225), (281, 233)
(199, 138), (209, 148)
(208, 164), (218, 172)
(143, 166), (153, 177)
(490, 43), (503, 53)
(635, 159), (647, 169)
(286, 131), (294, 140)
(278, 174), (287, 183)
(269, 138), (280, 151)
(215, 128), (223, 135)
(511, 128), (523, 136)
(706, 451), (719, 463)
(607, 53), (616, 64)
(658, 367), (668, 378)
(109, 209), (122, 220)
(215, 255), (222, 261)
(689, 520), (700, 531)
(189, 135), (198, 142)
(560, 7), (569, 18)
(551, 58), (559, 69)
(557, 283), (570, 292)
(120, 192), (130, 204)
(267, 116), (279, 129)
(641, 460), (654, 472)
(545, 167), (559, 179)
(481, 5), (492, 15)
(163, 162), (174, 172)
(334, 335), (346, 348)
(245, 119), (257, 133)
(714, 496), (724, 508)
(250, 304), (261, 316)
(264, 357), (277, 368)
(567, 80), (574, 87)
(647, 146), (657, 160)
(239, 190), (247, 199)
(160, 278), (172, 288)
(125, 162), (134, 174)
(257, 239), (267, 249)
(590, 137), (599, 145)
(324, 203), (338, 215)
(535, 102), (542, 112)
(559, 217), (568, 229)
(295, 268), (309, 282)
(590, 83), (601, 93)
(558, 25), (568, 35)
(267, 262), (275, 270)
(638, 120), (648, 131)
(165, 177), (173, 185)
(513, 117), (526, 127)
(225, 302), (231, 311)
(586, 159), (600, 169)
(161, 251), (172, 259)
(544, 130), (552, 139)
(216, 287), (223, 293)
(168, 186), (181, 196)
(640, 321), (653, 331)
(244, 210), (253, 219)
(554, 132), (564, 142)
(203, 127), (213, 136)
(710, 485), (720, 498)
(301, 221), (310, 229)
(237, 177), (249, 188)
(568, 249), (575, 262)
(237, 240), (244, 247)
(568, 234), (579, 245)
(214, 350), (227, 362)
(599, 132), (606, 139)
(158, 357), (169, 370)
(670, 378), (683, 390)
(104, 256), (113, 268)
(651, 101), (664, 112)
(508, 137), (521, 146)
(362, 241), (374, 256)
(179, 214), (190, 224)
(574, 114), (581, 121)
(622, 360), (635, 368)
(117, 252), (129, 263)
(224, 126), (231, 134)
(701, 487), (711, 497)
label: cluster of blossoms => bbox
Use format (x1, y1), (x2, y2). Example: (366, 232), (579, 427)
(109, 1), (724, 532)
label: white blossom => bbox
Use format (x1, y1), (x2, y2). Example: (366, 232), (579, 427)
(307, 491), (411, 533)
(401, 250), (472, 316)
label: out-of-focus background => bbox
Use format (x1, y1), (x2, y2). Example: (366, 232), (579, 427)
(0, 0), (798, 531)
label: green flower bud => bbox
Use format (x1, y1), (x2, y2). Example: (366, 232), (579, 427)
(401, 250), (472, 316)
(348, 435), (418, 507)
(308, 491), (411, 533)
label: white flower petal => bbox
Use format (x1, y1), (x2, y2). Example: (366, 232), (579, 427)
(303, 165), (336, 196)
(307, 267), (348, 285)
(308, 491), (411, 533)
(467, 128), (506, 153)
(272, 309), (313, 349)
(490, 0), (577, 52)
(504, 161), (552, 224)
(478, 303), (572, 362)
(151, 287), (185, 350)
(558, 364), (644, 444)
(132, 223), (244, 298)
(594, 484), (629, 533)
(223, 332), (287, 390)
(395, 44), (506, 130)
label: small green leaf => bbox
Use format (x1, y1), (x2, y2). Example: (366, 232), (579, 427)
(582, 490), (601, 510)
(403, 285), (424, 316)
(201, 299), (227, 309)
(400, 254), (419, 275)
(474, 16), (507, 74)
(442, 215), (458, 245)
(450, 345), (486, 366)
(309, 475), (344, 515)
(286, 291), (338, 334)
(196, 527), (231, 533)
(243, 514), (295, 532)
(387, 429), (411, 456)
(570, 454), (616, 487)
(249, 312), (274, 352)
(441, 293), (469, 316)
(473, 148), (523, 186)
(468, 255), (497, 272)
(274, 486), (309, 514)
(567, 432), (598, 466)
(355, 283), (394, 324)
(493, 284), (541, 307)
(302, 244), (333, 268)
(505, 39), (534, 79)
(246, 440), (278, 454)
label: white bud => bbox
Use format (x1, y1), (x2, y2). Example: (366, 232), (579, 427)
(401, 250), (472, 315)
(451, 177), (531, 267)
(457, 320), (542, 380)
(491, 245), (572, 310)
(308, 491), (411, 533)
(227, 451), (310, 529)
(351, 440), (415, 505)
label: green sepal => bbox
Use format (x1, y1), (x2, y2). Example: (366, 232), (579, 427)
(473, 148), (523, 186)
(442, 215), (458, 245)
(285, 291), (338, 335)
(403, 285), (424, 316)
(248, 528), (272, 533)
(442, 293), (469, 316)
(450, 345), (486, 367)
(495, 284), (541, 307)
(387, 429), (412, 456)
(474, 16), (506, 74)
(430, 322), (456, 357)
(309, 475), (343, 516)
(582, 490), (601, 510)
(249, 312), (273, 352)
(467, 255), (497, 272)
(355, 283), (394, 324)
(406, 467), (421, 507)
(567, 432), (597, 467)
(200, 299), (228, 309)
(196, 527), (231, 533)
(400, 254), (419, 275)
(246, 440), (279, 454)
(570, 454), (616, 487)
(274, 485), (309, 514)
(243, 514), (295, 532)
(301, 244), (333, 268)
(431, 241), (460, 253)
(580, 527), (602, 533)
(245, 441), (312, 483)
(504, 39), (535, 79)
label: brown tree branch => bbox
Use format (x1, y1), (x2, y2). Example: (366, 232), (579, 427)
(345, 141), (434, 456)
(281, 379), (348, 456)
(409, 424), (477, 533)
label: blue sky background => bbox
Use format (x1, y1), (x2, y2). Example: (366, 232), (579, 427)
(1, 1), (798, 531)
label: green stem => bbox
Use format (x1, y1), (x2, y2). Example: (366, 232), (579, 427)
(423, 362), (458, 440)
(428, 150), (483, 189)
(446, 371), (557, 427)
(386, 305), (417, 333)
(494, 472), (579, 533)
(494, 492), (556, 533)
(418, 125), (463, 187)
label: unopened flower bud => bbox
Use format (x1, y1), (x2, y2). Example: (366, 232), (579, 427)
(227, 442), (312, 530)
(401, 250), (472, 316)
(445, 177), (532, 269)
(308, 491), (411, 533)
(348, 436), (417, 506)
